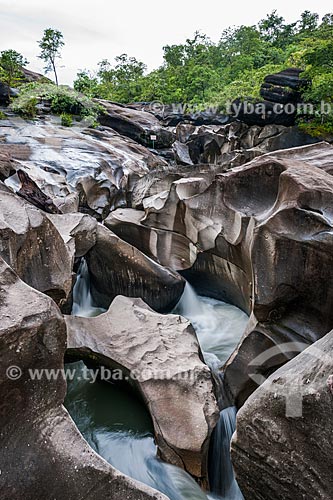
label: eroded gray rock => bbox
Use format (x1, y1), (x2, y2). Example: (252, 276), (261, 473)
(46, 212), (98, 259)
(128, 142), (333, 407)
(231, 330), (333, 500)
(0, 116), (167, 219)
(86, 224), (185, 312)
(98, 101), (175, 149)
(66, 295), (219, 483)
(0, 182), (73, 307)
(0, 257), (166, 500)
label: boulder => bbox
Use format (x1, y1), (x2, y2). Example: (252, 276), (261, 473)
(230, 69), (310, 127)
(0, 256), (166, 500)
(0, 81), (17, 104)
(0, 182), (73, 307)
(172, 140), (194, 166)
(66, 295), (219, 484)
(98, 101), (175, 149)
(85, 224), (185, 312)
(260, 82), (301, 105)
(17, 169), (62, 213)
(231, 330), (333, 500)
(224, 158), (333, 405)
(263, 68), (308, 91)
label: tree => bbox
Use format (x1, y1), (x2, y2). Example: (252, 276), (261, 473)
(259, 11), (285, 43)
(0, 49), (28, 99)
(298, 11), (319, 33)
(97, 54), (146, 102)
(257, 11), (296, 49)
(38, 28), (64, 86)
(74, 70), (99, 97)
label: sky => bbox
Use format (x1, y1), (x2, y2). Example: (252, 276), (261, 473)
(0, 0), (332, 85)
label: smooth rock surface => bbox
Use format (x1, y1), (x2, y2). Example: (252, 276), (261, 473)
(66, 295), (220, 483)
(0, 115), (166, 218)
(231, 330), (333, 500)
(86, 224), (185, 312)
(131, 142), (333, 407)
(46, 212), (98, 259)
(0, 182), (73, 307)
(0, 257), (166, 500)
(98, 101), (175, 149)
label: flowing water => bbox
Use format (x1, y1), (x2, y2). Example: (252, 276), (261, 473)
(65, 361), (218, 500)
(175, 284), (247, 499)
(71, 259), (106, 317)
(174, 283), (248, 370)
(66, 267), (248, 499)
(209, 407), (244, 499)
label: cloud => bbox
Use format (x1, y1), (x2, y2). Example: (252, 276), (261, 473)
(0, 0), (332, 84)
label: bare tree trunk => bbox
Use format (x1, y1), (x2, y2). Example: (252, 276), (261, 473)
(7, 72), (12, 101)
(51, 60), (58, 86)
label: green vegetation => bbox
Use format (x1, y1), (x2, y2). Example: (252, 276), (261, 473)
(0, 50), (28, 99)
(10, 83), (101, 120)
(73, 10), (333, 134)
(0, 110), (7, 120)
(60, 112), (73, 127)
(1, 13), (332, 135)
(38, 28), (64, 86)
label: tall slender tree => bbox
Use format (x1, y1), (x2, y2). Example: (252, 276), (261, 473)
(38, 28), (64, 86)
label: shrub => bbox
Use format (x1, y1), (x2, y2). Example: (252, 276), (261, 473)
(60, 113), (73, 127)
(10, 82), (101, 121)
(298, 117), (333, 138)
(0, 110), (7, 120)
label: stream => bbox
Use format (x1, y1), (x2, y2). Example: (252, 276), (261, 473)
(65, 260), (248, 499)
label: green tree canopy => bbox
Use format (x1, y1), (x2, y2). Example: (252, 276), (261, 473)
(38, 28), (64, 86)
(0, 49), (28, 99)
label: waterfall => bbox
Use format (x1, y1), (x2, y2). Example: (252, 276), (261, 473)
(209, 407), (243, 500)
(175, 283), (248, 500)
(174, 283), (248, 368)
(176, 282), (205, 317)
(72, 258), (105, 317)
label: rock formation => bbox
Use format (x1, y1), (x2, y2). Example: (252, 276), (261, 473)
(85, 224), (185, 312)
(0, 114), (167, 218)
(98, 100), (175, 148)
(0, 182), (73, 307)
(66, 295), (219, 484)
(106, 142), (333, 408)
(1, 84), (333, 500)
(231, 330), (333, 500)
(46, 212), (98, 259)
(171, 120), (318, 167)
(0, 257), (166, 500)
(230, 68), (309, 127)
